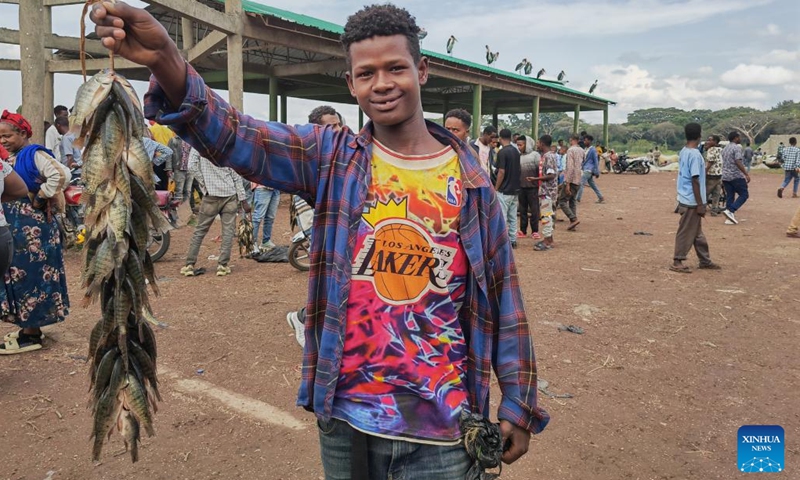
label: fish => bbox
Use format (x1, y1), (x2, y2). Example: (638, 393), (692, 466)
(77, 68), (162, 463)
(91, 356), (125, 461)
(122, 373), (155, 437)
(70, 69), (114, 139)
(119, 410), (140, 463)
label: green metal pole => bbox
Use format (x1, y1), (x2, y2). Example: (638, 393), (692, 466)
(603, 107), (609, 147)
(573, 105), (581, 135)
(472, 84), (483, 139)
(532, 96), (540, 140)
(442, 96), (450, 123)
(280, 94), (287, 124)
(491, 106), (498, 130)
(269, 76), (278, 122)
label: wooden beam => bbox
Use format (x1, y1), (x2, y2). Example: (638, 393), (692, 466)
(200, 70), (267, 83)
(20, 0), (46, 143)
(0, 28), (108, 57)
(225, 0), (244, 111)
(242, 16), (342, 57)
(144, 0), (240, 35)
(0, 59), (20, 70)
(271, 59), (346, 78)
(181, 18), (195, 50)
(186, 30), (226, 63)
(47, 57), (142, 73)
(44, 0), (86, 6)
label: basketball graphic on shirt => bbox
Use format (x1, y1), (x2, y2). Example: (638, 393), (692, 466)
(371, 223), (433, 302)
(353, 208), (456, 305)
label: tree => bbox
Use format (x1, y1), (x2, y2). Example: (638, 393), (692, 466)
(644, 122), (683, 150)
(724, 114), (773, 145)
(538, 113), (569, 136)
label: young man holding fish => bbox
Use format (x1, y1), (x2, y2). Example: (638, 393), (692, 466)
(90, 2), (548, 477)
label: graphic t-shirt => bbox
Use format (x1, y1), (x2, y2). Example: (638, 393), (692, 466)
(333, 140), (469, 444)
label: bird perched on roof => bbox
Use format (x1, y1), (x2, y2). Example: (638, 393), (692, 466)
(446, 35), (457, 55)
(557, 70), (566, 81)
(536, 68), (546, 79)
(524, 62), (532, 75)
(485, 45), (499, 65)
(418, 28), (427, 41)
(515, 58), (532, 74)
(589, 80), (598, 94)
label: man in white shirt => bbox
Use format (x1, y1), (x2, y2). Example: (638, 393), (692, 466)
(44, 105), (69, 161)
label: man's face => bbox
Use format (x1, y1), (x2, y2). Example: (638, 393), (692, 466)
(345, 35), (427, 128)
(444, 117), (469, 141)
(319, 114), (341, 132)
(490, 133), (498, 148)
(516, 139), (526, 153)
(56, 123), (69, 135)
(550, 145), (557, 153)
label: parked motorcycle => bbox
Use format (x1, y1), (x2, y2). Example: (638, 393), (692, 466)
(148, 190), (178, 262)
(613, 152), (651, 175)
(288, 195), (313, 272)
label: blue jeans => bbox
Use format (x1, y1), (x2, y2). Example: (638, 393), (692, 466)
(780, 170), (799, 195)
(252, 188), (280, 244)
(497, 192), (519, 241)
(576, 170), (604, 202)
(723, 178), (749, 213)
(318, 418), (472, 480)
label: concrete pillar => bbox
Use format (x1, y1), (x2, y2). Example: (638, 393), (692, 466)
(181, 18), (195, 50)
(20, 0), (45, 144)
(358, 109), (365, 130)
(280, 94), (287, 124)
(471, 84), (482, 139)
(268, 76), (278, 121)
(532, 96), (540, 140)
(43, 5), (54, 124)
(225, 0), (244, 111)
(603, 107), (610, 147)
(573, 105), (581, 135)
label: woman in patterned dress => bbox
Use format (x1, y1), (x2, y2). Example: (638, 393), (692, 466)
(0, 110), (71, 354)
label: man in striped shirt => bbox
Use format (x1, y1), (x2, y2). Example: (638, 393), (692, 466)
(777, 136), (800, 199)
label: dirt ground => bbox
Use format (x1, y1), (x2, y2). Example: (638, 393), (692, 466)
(1, 171), (798, 480)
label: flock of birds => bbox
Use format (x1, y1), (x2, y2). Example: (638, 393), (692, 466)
(418, 31), (600, 94)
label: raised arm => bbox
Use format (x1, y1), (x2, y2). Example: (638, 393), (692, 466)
(90, 1), (336, 203)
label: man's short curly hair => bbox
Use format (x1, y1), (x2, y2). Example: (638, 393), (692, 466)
(444, 109), (472, 129)
(308, 105), (339, 125)
(341, 4), (421, 67)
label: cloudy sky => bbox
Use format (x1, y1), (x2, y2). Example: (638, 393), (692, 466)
(0, 0), (798, 126)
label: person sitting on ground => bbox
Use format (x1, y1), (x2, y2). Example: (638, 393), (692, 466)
(671, 122), (720, 273)
(88, 2), (548, 475)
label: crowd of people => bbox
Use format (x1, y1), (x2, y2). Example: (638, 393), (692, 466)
(1, 1), (797, 478)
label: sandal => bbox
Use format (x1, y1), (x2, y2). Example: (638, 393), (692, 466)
(3, 329), (45, 342)
(669, 264), (692, 274)
(533, 242), (548, 251)
(0, 333), (43, 355)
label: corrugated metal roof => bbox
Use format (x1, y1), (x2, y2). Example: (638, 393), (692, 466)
(222, 0), (614, 105)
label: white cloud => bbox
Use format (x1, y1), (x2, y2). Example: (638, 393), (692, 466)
(590, 64), (770, 122)
(765, 23), (782, 35)
(698, 66), (714, 74)
(720, 64), (798, 87)
(753, 49), (800, 65)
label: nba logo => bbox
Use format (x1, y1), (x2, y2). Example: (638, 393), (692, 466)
(446, 177), (462, 206)
(738, 425), (785, 473)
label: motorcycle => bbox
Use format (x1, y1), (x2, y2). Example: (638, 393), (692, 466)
(59, 168), (85, 248)
(613, 151), (651, 175)
(148, 190), (178, 262)
(288, 195), (313, 272)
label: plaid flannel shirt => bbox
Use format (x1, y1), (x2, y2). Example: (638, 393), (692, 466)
(781, 146), (800, 171)
(144, 63), (549, 434)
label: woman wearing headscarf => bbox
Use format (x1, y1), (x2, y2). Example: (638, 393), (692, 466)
(0, 110), (71, 354)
